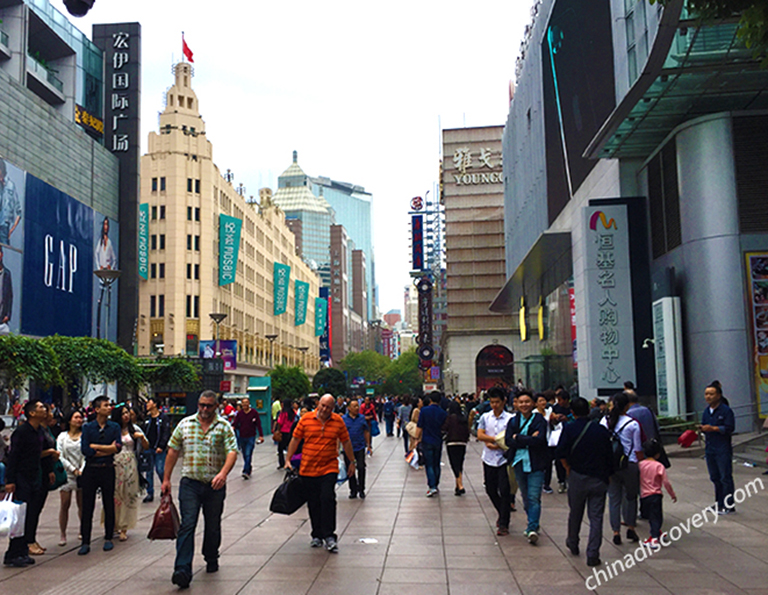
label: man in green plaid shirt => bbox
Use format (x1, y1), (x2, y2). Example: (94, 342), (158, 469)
(162, 391), (238, 589)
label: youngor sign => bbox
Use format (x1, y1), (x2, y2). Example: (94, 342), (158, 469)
(295, 280), (309, 326)
(583, 205), (635, 389)
(218, 214), (242, 286)
(273, 262), (291, 316)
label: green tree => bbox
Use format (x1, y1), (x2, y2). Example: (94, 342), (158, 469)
(0, 334), (61, 389)
(339, 350), (391, 391)
(651, 0), (768, 64)
(268, 364), (311, 403)
(312, 367), (348, 397)
(383, 350), (422, 395)
(141, 357), (201, 391)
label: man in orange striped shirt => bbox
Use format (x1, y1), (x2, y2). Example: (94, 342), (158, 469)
(284, 394), (355, 553)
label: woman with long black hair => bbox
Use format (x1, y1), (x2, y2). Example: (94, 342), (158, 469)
(600, 392), (643, 545)
(442, 400), (470, 495)
(109, 405), (148, 541)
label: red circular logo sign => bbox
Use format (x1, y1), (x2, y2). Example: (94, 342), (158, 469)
(410, 196), (423, 211)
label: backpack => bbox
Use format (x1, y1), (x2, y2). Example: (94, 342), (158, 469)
(610, 419), (633, 472)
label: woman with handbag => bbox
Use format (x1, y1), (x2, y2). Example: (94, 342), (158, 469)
(273, 400), (296, 470)
(109, 405), (148, 541)
(56, 409), (85, 546)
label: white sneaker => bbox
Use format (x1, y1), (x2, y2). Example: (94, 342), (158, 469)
(310, 538), (323, 548)
(527, 531), (538, 545)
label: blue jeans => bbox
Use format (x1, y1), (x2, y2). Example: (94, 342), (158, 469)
(176, 477), (226, 577)
(385, 416), (395, 436)
(514, 464), (545, 533)
(0, 461), (5, 485)
(145, 450), (167, 498)
(706, 448), (734, 510)
(241, 436), (256, 476)
(422, 442), (442, 490)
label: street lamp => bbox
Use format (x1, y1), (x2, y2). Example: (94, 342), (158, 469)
(94, 268), (121, 340)
(265, 334), (278, 368)
(209, 312), (227, 357)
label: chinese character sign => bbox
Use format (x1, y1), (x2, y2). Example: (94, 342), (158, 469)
(218, 214), (242, 286)
(315, 296), (328, 337)
(583, 205), (635, 389)
(412, 215), (424, 271)
(138, 203), (149, 280)
(295, 280), (309, 326)
(273, 262), (291, 316)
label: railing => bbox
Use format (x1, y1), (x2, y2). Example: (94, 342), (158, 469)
(27, 53), (63, 92)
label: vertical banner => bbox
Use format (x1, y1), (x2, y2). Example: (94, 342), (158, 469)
(315, 295), (328, 337)
(411, 214), (424, 271)
(218, 214), (242, 286)
(138, 203), (148, 280)
(295, 280), (309, 326)
(583, 205), (635, 390)
(746, 252), (768, 417)
(273, 262), (291, 315)
(318, 287), (331, 363)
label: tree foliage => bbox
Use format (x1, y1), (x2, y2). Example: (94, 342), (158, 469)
(141, 357), (201, 390)
(339, 350), (391, 386)
(651, 0), (768, 64)
(312, 366), (348, 397)
(268, 364), (311, 403)
(383, 350), (423, 396)
(0, 334), (61, 389)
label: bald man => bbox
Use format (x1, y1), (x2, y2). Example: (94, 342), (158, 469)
(285, 394), (355, 553)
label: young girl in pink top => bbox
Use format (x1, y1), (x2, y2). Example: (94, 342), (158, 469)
(639, 439), (677, 546)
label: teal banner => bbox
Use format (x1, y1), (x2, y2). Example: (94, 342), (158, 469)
(219, 214), (242, 286)
(315, 296), (327, 336)
(295, 280), (309, 326)
(273, 262), (291, 315)
(138, 203), (149, 280)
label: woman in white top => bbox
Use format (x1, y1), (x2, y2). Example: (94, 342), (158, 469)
(56, 409), (85, 546)
(601, 392), (644, 545)
(109, 405), (148, 541)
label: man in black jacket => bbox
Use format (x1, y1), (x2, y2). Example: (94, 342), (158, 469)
(3, 399), (52, 567)
(143, 397), (170, 502)
(556, 397), (614, 567)
(505, 391), (549, 544)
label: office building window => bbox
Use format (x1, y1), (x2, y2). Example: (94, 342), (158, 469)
(187, 235), (192, 250)
(150, 295), (156, 317)
(160, 177), (166, 191)
(187, 178), (193, 192)
(159, 234), (166, 250)
(195, 179), (200, 194)
(158, 295), (165, 317)
(194, 295), (200, 318)
(194, 235), (200, 251)
(151, 178), (158, 192)
(195, 207), (200, 221)
(187, 206), (192, 221)
(160, 205), (166, 219)
(151, 235), (157, 250)
(159, 263), (165, 278)
(194, 264), (200, 280)
(151, 206), (157, 220)
(186, 295), (192, 318)
(150, 263), (157, 279)
(186, 263), (192, 279)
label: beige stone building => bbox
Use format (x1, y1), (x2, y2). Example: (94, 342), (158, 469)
(441, 126), (517, 394)
(137, 63), (320, 390)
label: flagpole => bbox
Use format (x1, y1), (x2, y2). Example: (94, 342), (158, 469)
(182, 31), (185, 63)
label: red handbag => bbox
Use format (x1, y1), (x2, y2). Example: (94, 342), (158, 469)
(147, 493), (181, 540)
(678, 429), (697, 448)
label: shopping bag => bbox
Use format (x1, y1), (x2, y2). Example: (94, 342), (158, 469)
(406, 448), (419, 469)
(0, 494), (27, 539)
(678, 429), (697, 448)
(49, 460), (69, 491)
(269, 469), (306, 515)
(147, 493), (180, 540)
(337, 455), (348, 484)
(370, 419), (381, 437)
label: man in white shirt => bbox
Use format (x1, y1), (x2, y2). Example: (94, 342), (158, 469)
(477, 387), (514, 535)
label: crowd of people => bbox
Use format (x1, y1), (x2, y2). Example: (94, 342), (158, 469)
(0, 378), (743, 587)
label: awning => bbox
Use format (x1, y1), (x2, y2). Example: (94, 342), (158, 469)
(490, 232), (572, 313)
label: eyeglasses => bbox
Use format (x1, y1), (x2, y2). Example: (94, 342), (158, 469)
(198, 403), (216, 409)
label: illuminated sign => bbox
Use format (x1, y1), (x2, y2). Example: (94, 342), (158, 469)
(412, 214), (424, 271)
(74, 104), (104, 136)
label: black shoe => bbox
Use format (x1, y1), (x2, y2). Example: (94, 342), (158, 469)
(359, 491), (366, 499)
(78, 544), (91, 555)
(587, 557), (602, 567)
(566, 541), (579, 556)
(613, 534), (622, 545)
(626, 529), (640, 543)
(206, 561), (219, 573)
(349, 492), (357, 499)
(4, 557), (28, 568)
(143, 495), (154, 503)
(20, 556), (35, 566)
(455, 488), (461, 496)
(172, 570), (191, 589)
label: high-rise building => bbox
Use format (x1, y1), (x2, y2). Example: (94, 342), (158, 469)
(138, 63), (320, 391)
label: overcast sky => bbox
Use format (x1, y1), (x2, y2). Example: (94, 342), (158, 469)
(52, 0), (532, 316)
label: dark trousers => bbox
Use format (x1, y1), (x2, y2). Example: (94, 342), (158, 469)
(241, 436), (256, 475)
(385, 416), (395, 436)
(4, 478), (45, 561)
(175, 477), (226, 576)
(642, 493), (663, 539)
(483, 462), (511, 529)
(422, 443), (442, 490)
(403, 429), (410, 455)
(706, 449), (734, 510)
(608, 462), (639, 532)
(566, 470), (608, 559)
(446, 444), (467, 478)
(302, 473), (338, 540)
(145, 450), (166, 499)
(277, 434), (291, 468)
(80, 465), (115, 545)
(554, 457), (568, 485)
(344, 449), (367, 495)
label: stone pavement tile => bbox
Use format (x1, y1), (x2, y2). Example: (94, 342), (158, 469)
(265, 553), (322, 567)
(716, 572), (768, 590)
(449, 582), (522, 595)
(255, 562), (322, 581)
(193, 563), (261, 581)
(445, 555), (508, 570)
(307, 580), (380, 595)
(443, 532), (499, 545)
(0, 575), (66, 595)
(514, 569), (586, 587)
(444, 544), (502, 557)
(237, 579), (315, 595)
(664, 589), (749, 595)
(647, 571), (741, 589)
(389, 544), (444, 556)
(225, 540), (283, 555)
(323, 553), (387, 568)
(390, 533), (442, 546)
(315, 566), (382, 582)
(380, 567), (447, 583)
(592, 588), (671, 595)
(379, 583), (449, 595)
(384, 554), (446, 569)
(447, 569), (515, 584)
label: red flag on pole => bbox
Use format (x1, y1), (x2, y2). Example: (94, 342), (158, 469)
(182, 34), (194, 63)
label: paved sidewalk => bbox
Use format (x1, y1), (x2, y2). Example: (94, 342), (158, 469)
(1, 433), (767, 595)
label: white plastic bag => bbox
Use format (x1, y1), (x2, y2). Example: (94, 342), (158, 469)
(0, 494), (27, 539)
(406, 448), (419, 469)
(337, 455), (348, 484)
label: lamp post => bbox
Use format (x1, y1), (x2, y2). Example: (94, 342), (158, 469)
(209, 312), (227, 358)
(265, 334), (278, 368)
(94, 268), (121, 340)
